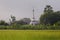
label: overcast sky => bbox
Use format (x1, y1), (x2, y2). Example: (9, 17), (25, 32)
(0, 0), (60, 22)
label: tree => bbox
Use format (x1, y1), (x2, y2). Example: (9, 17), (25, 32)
(22, 18), (31, 24)
(11, 15), (16, 23)
(0, 20), (8, 26)
(0, 20), (5, 25)
(40, 5), (60, 25)
(44, 5), (53, 13)
(40, 5), (54, 25)
(16, 18), (31, 25)
(9, 15), (16, 25)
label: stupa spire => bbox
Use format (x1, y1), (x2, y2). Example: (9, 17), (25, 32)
(32, 8), (35, 19)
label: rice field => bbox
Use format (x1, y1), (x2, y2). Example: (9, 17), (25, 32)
(0, 30), (60, 40)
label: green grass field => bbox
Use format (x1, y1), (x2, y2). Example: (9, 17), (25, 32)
(0, 30), (60, 40)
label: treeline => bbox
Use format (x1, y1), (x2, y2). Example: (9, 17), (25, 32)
(0, 5), (60, 30)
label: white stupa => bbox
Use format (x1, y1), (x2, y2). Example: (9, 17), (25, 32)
(30, 9), (39, 25)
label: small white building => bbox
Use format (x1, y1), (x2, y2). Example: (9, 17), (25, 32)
(30, 19), (39, 25)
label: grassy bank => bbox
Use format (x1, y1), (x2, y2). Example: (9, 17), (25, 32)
(0, 30), (60, 40)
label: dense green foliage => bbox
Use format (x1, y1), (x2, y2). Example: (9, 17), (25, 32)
(40, 5), (60, 25)
(0, 30), (60, 40)
(0, 20), (8, 26)
(0, 24), (60, 30)
(15, 18), (31, 25)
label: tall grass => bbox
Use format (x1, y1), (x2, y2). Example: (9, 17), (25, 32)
(0, 30), (60, 40)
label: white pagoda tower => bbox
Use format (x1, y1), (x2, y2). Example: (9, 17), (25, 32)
(30, 9), (39, 25)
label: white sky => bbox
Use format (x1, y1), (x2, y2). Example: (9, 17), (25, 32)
(0, 0), (60, 22)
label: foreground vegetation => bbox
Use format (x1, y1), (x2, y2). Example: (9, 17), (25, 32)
(0, 24), (60, 30)
(0, 30), (60, 40)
